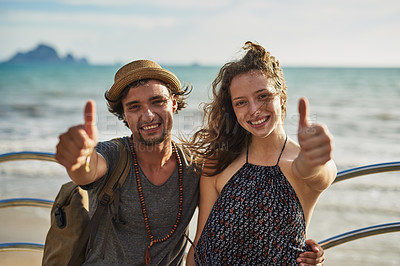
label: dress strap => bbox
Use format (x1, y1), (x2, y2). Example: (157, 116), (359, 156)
(246, 142), (249, 163)
(276, 134), (288, 165)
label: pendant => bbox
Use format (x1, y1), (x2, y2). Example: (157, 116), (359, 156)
(145, 241), (153, 265)
(145, 247), (151, 265)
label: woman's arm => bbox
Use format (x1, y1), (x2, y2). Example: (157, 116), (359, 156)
(293, 97), (337, 192)
(186, 173), (219, 266)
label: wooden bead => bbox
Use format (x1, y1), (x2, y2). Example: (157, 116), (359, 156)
(129, 136), (183, 264)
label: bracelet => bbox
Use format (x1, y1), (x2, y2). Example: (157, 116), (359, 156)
(85, 155), (91, 172)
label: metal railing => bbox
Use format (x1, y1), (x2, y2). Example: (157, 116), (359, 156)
(319, 222), (400, 249)
(319, 161), (400, 249)
(334, 161), (400, 183)
(0, 152), (57, 253)
(0, 198), (53, 209)
(0, 151), (56, 163)
(0, 242), (44, 251)
(1, 151), (399, 253)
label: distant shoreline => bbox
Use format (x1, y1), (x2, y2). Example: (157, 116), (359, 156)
(2, 44), (400, 68)
(1, 63), (399, 70)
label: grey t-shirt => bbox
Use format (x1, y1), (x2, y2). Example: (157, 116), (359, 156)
(82, 137), (200, 265)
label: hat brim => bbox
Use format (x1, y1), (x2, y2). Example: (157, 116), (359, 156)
(107, 67), (181, 108)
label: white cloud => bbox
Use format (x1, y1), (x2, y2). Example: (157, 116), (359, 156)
(2, 10), (179, 30)
(1, 0), (399, 66)
(59, 0), (234, 9)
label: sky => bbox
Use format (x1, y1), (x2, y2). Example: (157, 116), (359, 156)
(1, 0), (399, 67)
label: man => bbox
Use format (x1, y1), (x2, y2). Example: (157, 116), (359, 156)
(55, 60), (325, 265)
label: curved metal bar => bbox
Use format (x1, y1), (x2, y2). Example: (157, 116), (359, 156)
(2, 152), (399, 252)
(0, 198), (53, 209)
(334, 161), (400, 183)
(0, 242), (44, 251)
(319, 222), (400, 250)
(0, 151), (56, 163)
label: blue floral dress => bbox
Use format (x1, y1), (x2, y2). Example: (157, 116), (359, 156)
(195, 136), (306, 265)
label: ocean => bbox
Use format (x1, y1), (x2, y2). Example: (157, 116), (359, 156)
(0, 64), (399, 265)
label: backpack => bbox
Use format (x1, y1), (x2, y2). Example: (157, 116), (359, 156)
(42, 138), (131, 266)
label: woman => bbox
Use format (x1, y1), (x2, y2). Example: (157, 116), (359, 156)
(186, 41), (337, 265)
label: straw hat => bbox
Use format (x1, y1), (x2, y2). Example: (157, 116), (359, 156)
(106, 60), (181, 108)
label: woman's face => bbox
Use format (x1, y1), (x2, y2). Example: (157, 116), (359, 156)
(230, 70), (283, 139)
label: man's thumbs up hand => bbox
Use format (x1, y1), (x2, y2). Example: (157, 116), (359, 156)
(56, 100), (98, 172)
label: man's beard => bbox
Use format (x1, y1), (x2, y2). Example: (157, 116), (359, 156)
(137, 123), (168, 146)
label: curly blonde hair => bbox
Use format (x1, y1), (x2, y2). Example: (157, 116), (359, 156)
(185, 41), (288, 176)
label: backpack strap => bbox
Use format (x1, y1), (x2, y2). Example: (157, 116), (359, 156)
(97, 138), (130, 204)
(68, 138), (131, 266)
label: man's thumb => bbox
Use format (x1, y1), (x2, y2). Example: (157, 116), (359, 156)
(84, 100), (98, 142)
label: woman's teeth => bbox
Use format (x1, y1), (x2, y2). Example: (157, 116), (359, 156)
(251, 118), (266, 125)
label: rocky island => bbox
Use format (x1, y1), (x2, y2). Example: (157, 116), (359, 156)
(3, 44), (89, 65)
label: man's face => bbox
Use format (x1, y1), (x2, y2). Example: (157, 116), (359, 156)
(122, 80), (177, 146)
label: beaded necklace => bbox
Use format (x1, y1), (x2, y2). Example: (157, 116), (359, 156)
(129, 136), (183, 265)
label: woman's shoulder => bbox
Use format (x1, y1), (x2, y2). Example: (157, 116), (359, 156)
(277, 138), (300, 178)
(281, 137), (301, 160)
(210, 152), (246, 193)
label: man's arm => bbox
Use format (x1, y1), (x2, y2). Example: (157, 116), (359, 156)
(55, 100), (107, 185)
(297, 239), (325, 266)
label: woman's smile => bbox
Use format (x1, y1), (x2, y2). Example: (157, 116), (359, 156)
(248, 116), (270, 127)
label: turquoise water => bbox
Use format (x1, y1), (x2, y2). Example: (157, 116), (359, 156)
(0, 64), (399, 265)
(2, 65), (399, 168)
